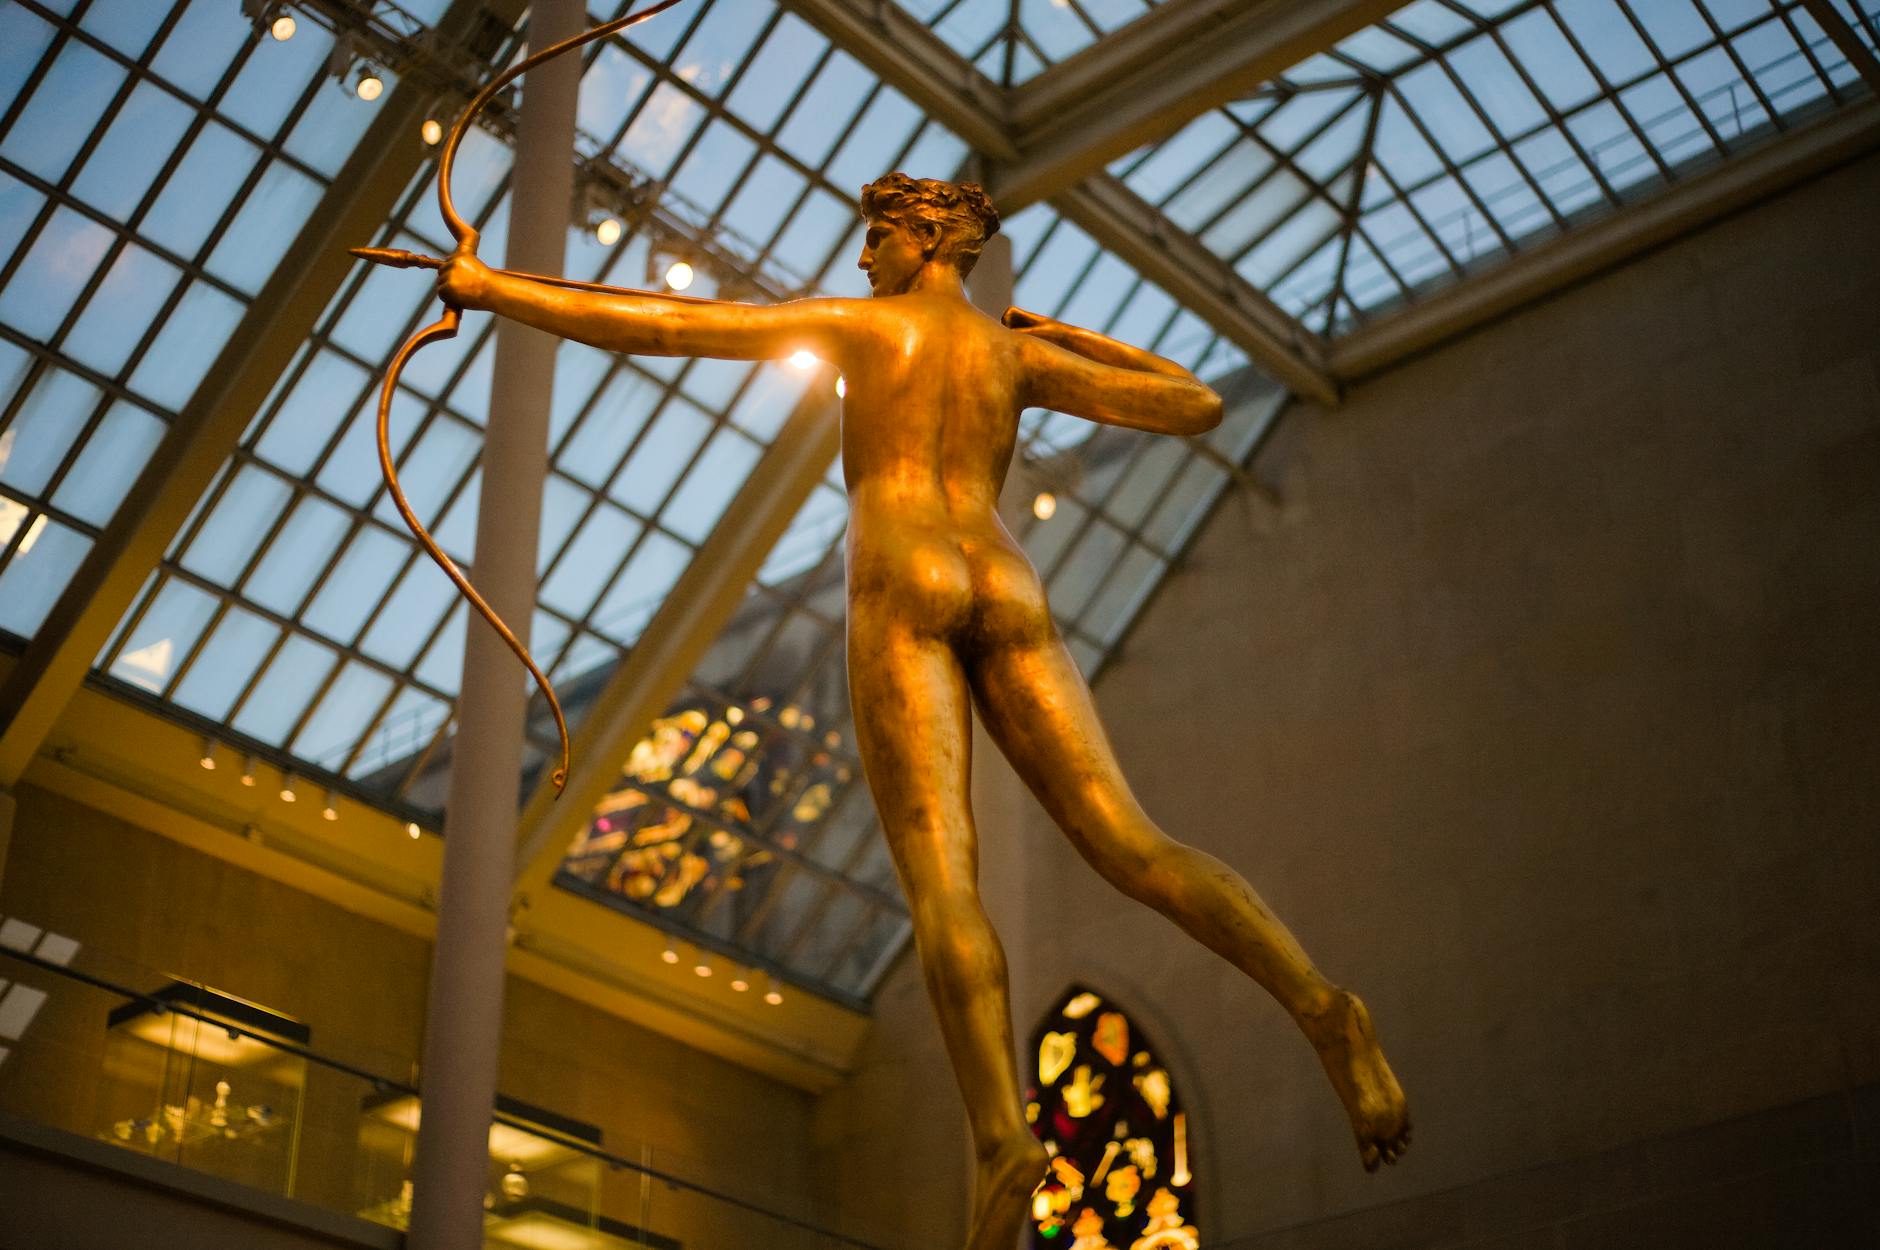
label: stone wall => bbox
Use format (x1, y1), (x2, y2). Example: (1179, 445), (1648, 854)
(815, 150), (1880, 1247)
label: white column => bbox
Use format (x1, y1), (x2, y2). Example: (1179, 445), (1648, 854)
(406, 2), (581, 1243)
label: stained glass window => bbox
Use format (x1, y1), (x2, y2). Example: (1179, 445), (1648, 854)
(1028, 986), (1197, 1250)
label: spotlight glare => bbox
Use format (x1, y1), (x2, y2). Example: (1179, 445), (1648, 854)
(595, 216), (623, 247)
(664, 260), (694, 291)
(270, 14), (297, 41)
(356, 71), (384, 101)
(421, 118), (443, 146)
(1032, 491), (1057, 520)
(788, 349), (818, 372)
(834, 376), (847, 399)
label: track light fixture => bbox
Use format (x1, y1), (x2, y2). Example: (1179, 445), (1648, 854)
(322, 790), (339, 822)
(240, 755), (258, 787)
(763, 976), (783, 1006)
(660, 937), (680, 965)
(198, 737), (218, 771)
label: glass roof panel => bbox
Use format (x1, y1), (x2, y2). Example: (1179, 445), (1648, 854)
(1112, 0), (1877, 336)
(0, 0), (362, 645)
(890, 0), (1163, 86)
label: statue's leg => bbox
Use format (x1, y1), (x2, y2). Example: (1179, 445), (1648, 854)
(847, 611), (1048, 1244)
(968, 631), (1411, 1170)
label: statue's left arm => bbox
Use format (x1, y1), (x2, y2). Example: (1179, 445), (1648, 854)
(440, 253), (852, 362)
(1004, 306), (1222, 437)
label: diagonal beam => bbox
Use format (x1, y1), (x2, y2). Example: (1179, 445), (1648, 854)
(778, 0), (1337, 401)
(0, 0), (528, 788)
(1800, 0), (1880, 98)
(510, 385), (842, 905)
(1327, 98), (1880, 381)
(994, 0), (1406, 208)
(1057, 174), (1340, 405)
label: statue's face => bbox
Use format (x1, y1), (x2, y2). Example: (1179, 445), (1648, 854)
(858, 216), (927, 296)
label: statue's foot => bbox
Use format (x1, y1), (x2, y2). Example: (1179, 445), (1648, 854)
(1304, 989), (1411, 1171)
(965, 1135), (1048, 1250)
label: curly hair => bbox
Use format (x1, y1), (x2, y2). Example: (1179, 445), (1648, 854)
(859, 173), (1002, 276)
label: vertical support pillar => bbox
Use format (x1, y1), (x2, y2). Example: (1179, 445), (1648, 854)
(406, 2), (581, 1244)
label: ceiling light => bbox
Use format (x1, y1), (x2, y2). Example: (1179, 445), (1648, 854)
(763, 976), (783, 1006)
(664, 260), (694, 291)
(406, 821), (421, 839)
(356, 68), (384, 101)
(421, 117), (443, 145)
(198, 738), (217, 771)
(240, 755), (258, 787)
(270, 14), (296, 40)
(729, 969), (750, 993)
(692, 952), (713, 978)
(1032, 491), (1057, 520)
(321, 791), (339, 822)
(594, 216), (623, 247)
(660, 938), (679, 965)
(279, 775), (298, 803)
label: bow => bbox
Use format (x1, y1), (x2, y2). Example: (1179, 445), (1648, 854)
(352, 0), (686, 795)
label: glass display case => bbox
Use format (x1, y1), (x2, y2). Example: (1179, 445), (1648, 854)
(98, 980), (308, 1195)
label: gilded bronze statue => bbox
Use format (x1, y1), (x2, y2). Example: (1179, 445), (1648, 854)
(429, 173), (1409, 1247)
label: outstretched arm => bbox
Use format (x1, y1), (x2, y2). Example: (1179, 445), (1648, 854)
(1005, 307), (1222, 437)
(439, 253), (851, 363)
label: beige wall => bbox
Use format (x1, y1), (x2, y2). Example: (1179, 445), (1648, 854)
(0, 782), (819, 1242)
(815, 151), (1880, 1245)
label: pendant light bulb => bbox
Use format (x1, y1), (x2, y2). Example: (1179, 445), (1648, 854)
(270, 14), (297, 41)
(421, 117), (443, 145)
(664, 260), (694, 291)
(595, 216), (623, 247)
(356, 68), (384, 101)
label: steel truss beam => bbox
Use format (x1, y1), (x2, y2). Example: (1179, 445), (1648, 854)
(776, 0), (1340, 402)
(1327, 98), (1880, 381)
(0, 0), (529, 788)
(1057, 175), (1339, 405)
(997, 0), (1405, 208)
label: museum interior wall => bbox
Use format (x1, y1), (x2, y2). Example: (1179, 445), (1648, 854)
(813, 151), (1880, 1248)
(0, 781), (824, 1243)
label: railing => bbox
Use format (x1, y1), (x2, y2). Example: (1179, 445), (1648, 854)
(0, 918), (887, 1249)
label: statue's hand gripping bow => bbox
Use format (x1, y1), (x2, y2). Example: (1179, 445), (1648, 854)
(352, 0), (686, 796)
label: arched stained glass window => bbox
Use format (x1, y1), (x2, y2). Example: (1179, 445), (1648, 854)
(1027, 986), (1198, 1249)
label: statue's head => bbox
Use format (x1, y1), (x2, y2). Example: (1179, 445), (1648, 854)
(857, 173), (1000, 295)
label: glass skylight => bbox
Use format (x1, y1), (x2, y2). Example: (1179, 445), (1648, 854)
(1112, 0), (1879, 337)
(0, 0), (370, 639)
(893, 0), (1164, 86)
(81, 0), (965, 828)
